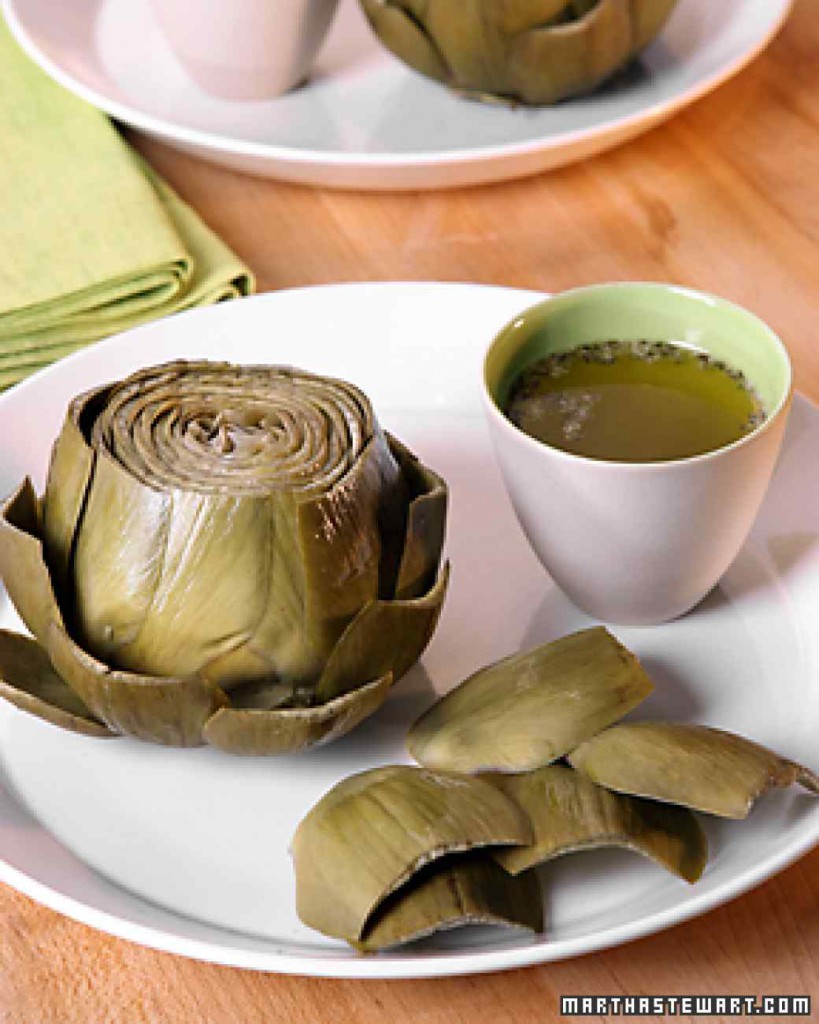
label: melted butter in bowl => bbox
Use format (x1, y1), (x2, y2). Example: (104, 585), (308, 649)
(504, 340), (766, 464)
(481, 283), (793, 624)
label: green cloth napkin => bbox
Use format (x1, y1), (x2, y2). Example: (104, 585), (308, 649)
(0, 16), (254, 390)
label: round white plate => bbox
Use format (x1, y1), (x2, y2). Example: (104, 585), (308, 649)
(0, 283), (817, 978)
(3, 0), (792, 190)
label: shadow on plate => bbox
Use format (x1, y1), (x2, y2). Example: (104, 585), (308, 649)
(628, 654), (706, 721)
(765, 532), (819, 579)
(286, 664), (437, 772)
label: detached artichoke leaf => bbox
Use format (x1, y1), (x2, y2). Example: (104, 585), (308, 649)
(0, 478), (65, 643)
(569, 723), (819, 819)
(216, 677), (301, 712)
(203, 673), (393, 756)
(359, 855), (543, 952)
(388, 435), (448, 602)
(407, 627), (653, 774)
(292, 765), (532, 943)
(47, 622), (227, 747)
(316, 562), (449, 704)
(487, 764), (707, 883)
(0, 630), (114, 738)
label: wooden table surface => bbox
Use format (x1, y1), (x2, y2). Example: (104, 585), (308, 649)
(2, 1), (819, 1020)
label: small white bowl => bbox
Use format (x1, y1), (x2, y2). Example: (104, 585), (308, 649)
(149, 0), (341, 101)
(483, 282), (793, 626)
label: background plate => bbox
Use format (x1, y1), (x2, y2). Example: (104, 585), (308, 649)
(3, 0), (792, 190)
(0, 283), (817, 978)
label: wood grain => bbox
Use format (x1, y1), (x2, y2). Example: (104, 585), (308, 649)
(2, 0), (818, 1020)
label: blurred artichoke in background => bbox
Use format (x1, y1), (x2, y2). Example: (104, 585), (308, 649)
(0, 361), (448, 753)
(358, 0), (679, 105)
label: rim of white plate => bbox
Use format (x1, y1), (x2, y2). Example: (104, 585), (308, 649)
(1, 0), (794, 171)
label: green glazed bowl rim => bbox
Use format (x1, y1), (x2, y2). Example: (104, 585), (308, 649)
(482, 281), (794, 470)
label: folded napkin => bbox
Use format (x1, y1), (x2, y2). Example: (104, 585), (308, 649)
(0, 17), (254, 390)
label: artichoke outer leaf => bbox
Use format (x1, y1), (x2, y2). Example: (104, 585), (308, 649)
(102, 487), (277, 684)
(292, 432), (406, 678)
(359, 0), (452, 83)
(202, 672), (393, 756)
(358, 856), (543, 952)
(0, 478), (65, 643)
(498, 0), (581, 34)
(292, 765), (533, 943)
(41, 384), (107, 595)
(69, 450), (173, 668)
(508, 0), (634, 106)
(0, 629), (114, 738)
(296, 433), (390, 622)
(315, 562), (450, 704)
(423, 0), (509, 95)
(407, 626), (653, 774)
(388, 435), (448, 601)
(569, 722), (819, 820)
(47, 621), (227, 747)
(487, 764), (707, 883)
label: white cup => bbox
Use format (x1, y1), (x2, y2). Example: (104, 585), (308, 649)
(150, 0), (341, 101)
(482, 283), (793, 626)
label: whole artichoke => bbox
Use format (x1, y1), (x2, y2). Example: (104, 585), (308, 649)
(0, 361), (448, 752)
(359, 0), (679, 105)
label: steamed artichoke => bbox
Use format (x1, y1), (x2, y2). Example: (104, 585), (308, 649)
(358, 0), (679, 106)
(0, 361), (449, 752)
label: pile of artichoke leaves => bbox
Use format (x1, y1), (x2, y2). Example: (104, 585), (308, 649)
(294, 627), (818, 951)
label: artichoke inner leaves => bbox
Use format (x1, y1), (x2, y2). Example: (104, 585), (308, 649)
(67, 428), (410, 688)
(407, 627), (654, 774)
(559, 0), (600, 23)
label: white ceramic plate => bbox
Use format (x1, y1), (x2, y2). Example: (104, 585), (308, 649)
(3, 0), (792, 190)
(0, 283), (817, 978)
